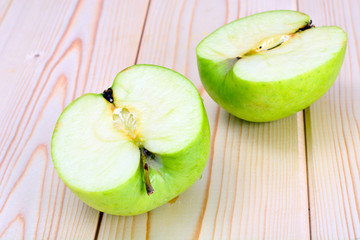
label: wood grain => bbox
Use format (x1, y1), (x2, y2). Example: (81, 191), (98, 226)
(299, 0), (360, 238)
(0, 0), (149, 239)
(98, 0), (310, 239)
(3, 0), (359, 239)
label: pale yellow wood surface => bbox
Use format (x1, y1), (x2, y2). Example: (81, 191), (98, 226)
(98, 0), (309, 239)
(0, 0), (148, 239)
(0, 0), (359, 239)
(299, 0), (360, 239)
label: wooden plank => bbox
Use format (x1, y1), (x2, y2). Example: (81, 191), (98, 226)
(0, 0), (149, 238)
(98, 0), (310, 239)
(299, 0), (360, 238)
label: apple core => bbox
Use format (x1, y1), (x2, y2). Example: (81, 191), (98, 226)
(112, 107), (138, 142)
(111, 104), (155, 195)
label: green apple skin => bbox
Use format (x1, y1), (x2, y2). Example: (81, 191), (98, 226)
(65, 112), (210, 216)
(197, 39), (346, 122)
(51, 65), (210, 216)
(196, 9), (347, 122)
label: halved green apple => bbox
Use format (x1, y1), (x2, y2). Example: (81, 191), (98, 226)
(51, 65), (210, 216)
(197, 10), (347, 122)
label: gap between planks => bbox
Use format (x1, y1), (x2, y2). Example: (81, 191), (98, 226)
(295, 0), (313, 237)
(93, 0), (152, 239)
(303, 108), (312, 240)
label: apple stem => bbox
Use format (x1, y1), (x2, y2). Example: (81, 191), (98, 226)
(297, 20), (315, 32)
(140, 147), (154, 196)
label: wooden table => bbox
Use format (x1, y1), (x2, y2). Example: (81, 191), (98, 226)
(0, 0), (359, 239)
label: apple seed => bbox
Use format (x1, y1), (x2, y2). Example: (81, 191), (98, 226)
(102, 88), (114, 103)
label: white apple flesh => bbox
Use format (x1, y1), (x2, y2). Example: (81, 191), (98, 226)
(197, 10), (347, 122)
(51, 65), (210, 215)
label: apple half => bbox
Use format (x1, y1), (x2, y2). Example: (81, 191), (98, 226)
(197, 10), (347, 122)
(51, 65), (210, 216)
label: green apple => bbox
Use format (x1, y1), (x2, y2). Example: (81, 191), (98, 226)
(51, 64), (210, 216)
(197, 10), (347, 122)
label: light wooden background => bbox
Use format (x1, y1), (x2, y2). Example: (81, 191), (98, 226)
(0, 0), (359, 239)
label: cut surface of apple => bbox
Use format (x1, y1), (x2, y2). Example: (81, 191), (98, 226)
(51, 65), (210, 215)
(197, 10), (347, 122)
